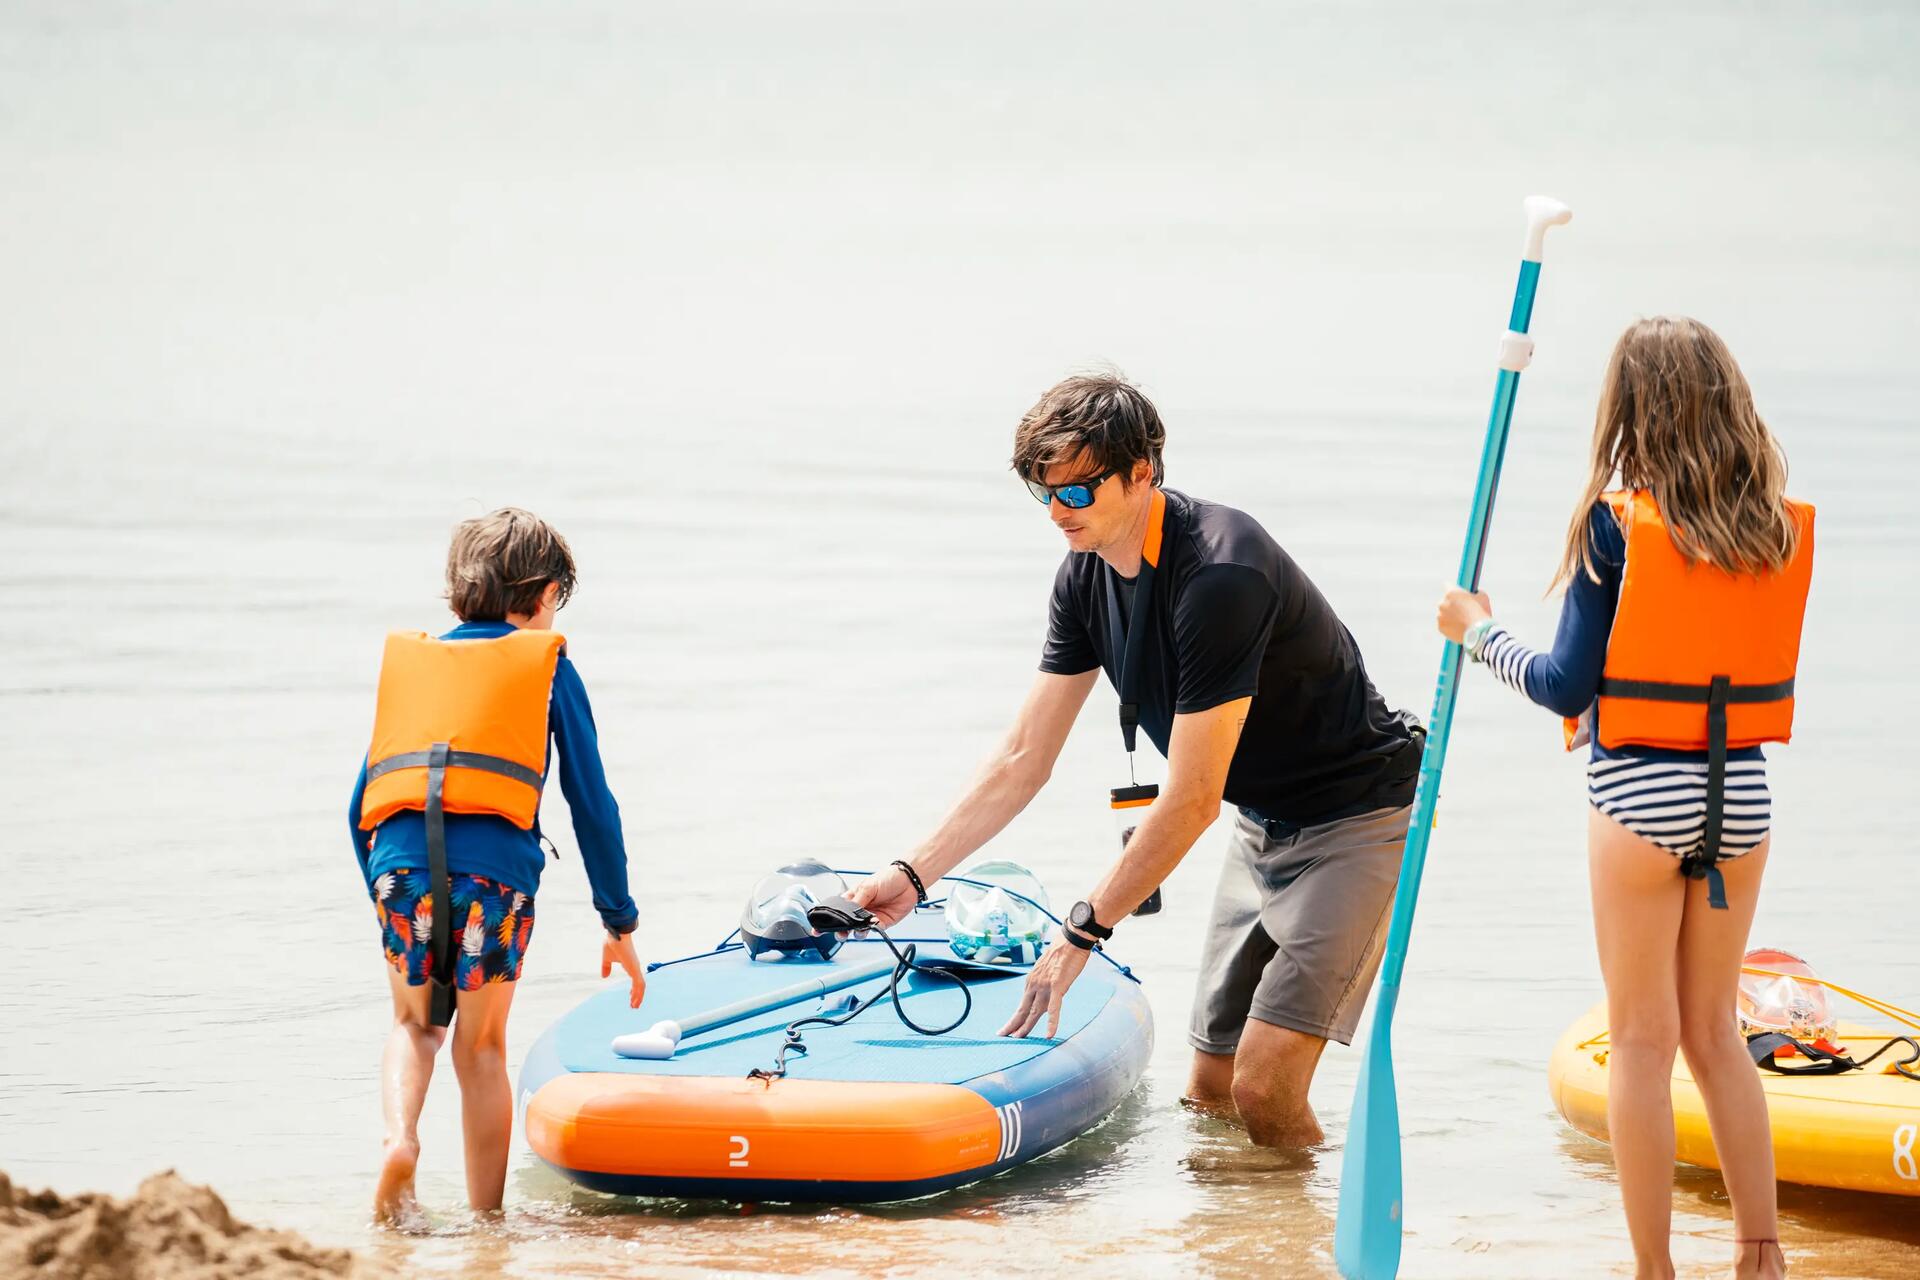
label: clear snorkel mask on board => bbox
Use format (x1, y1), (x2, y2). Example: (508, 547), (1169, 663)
(1737, 947), (1838, 1043)
(740, 860), (848, 962)
(945, 860), (1052, 965)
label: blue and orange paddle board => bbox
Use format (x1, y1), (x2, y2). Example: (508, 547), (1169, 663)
(518, 906), (1152, 1202)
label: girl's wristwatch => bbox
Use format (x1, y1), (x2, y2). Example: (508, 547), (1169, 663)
(1462, 618), (1497, 661)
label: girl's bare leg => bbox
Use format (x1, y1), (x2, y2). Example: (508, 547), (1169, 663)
(1588, 808), (1689, 1280)
(1674, 839), (1784, 1279)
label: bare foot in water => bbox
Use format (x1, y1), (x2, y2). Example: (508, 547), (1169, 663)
(373, 1138), (424, 1228)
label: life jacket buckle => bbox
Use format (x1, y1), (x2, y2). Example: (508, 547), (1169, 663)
(1677, 849), (1729, 911)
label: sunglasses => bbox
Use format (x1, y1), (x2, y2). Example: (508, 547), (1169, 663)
(1025, 469), (1116, 510)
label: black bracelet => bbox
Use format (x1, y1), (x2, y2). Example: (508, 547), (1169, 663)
(891, 859), (929, 906)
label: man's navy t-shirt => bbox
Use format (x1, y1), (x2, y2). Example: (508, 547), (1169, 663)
(1040, 488), (1418, 824)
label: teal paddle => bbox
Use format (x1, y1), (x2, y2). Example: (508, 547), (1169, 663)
(1334, 195), (1572, 1279)
(610, 951), (901, 1059)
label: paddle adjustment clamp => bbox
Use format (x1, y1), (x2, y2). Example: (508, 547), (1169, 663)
(1498, 330), (1535, 372)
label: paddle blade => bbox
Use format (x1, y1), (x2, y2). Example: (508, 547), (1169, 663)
(1335, 1001), (1403, 1279)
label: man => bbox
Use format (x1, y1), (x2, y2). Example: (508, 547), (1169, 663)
(849, 372), (1424, 1147)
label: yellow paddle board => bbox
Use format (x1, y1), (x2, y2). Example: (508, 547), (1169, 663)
(1549, 1001), (1920, 1197)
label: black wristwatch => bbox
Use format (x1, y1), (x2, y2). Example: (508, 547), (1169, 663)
(1067, 900), (1113, 942)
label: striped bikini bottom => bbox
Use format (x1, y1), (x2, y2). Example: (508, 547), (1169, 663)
(1586, 756), (1771, 859)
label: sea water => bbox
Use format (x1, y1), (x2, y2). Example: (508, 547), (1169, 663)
(4, 2), (1917, 1275)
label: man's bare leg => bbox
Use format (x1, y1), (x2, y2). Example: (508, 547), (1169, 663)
(1185, 1046), (1237, 1116)
(1186, 1020), (1329, 1146)
(1232, 1020), (1328, 1146)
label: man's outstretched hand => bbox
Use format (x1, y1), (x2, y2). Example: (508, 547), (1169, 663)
(847, 863), (920, 930)
(1000, 929), (1093, 1039)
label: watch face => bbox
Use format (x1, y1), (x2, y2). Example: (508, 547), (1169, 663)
(1069, 901), (1093, 930)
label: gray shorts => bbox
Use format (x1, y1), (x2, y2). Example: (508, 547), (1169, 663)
(1188, 803), (1412, 1053)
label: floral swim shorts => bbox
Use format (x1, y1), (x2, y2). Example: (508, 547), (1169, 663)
(372, 869), (536, 989)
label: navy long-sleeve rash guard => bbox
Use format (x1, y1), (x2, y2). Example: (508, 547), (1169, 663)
(347, 620), (639, 934)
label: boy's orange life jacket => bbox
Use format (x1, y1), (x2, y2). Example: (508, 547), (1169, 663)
(1564, 489), (1815, 752)
(360, 629), (567, 831)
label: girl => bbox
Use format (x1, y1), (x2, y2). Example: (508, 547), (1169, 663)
(1438, 317), (1813, 1280)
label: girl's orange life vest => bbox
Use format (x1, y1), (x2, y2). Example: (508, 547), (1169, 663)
(360, 629), (567, 831)
(1565, 489), (1815, 752)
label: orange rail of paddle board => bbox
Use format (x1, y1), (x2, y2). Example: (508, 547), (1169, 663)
(526, 1073), (1003, 1182)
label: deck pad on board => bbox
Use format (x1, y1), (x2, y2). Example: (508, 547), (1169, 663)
(554, 940), (1114, 1083)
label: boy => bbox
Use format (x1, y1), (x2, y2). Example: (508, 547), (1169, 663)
(348, 507), (644, 1223)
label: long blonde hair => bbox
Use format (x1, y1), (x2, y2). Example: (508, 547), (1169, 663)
(1554, 316), (1799, 590)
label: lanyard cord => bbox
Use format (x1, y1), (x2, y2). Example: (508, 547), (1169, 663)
(1106, 491), (1174, 786)
(748, 922), (973, 1084)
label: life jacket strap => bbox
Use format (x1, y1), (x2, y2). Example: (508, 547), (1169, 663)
(1594, 676), (1795, 704)
(425, 741), (456, 1027)
(365, 749), (545, 791)
(1701, 674), (1729, 908)
(1604, 674), (1752, 910)
(366, 745), (545, 1027)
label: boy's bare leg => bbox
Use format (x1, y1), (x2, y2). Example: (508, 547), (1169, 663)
(449, 980), (519, 1213)
(376, 968), (446, 1224)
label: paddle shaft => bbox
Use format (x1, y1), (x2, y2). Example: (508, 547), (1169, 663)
(1379, 260), (1543, 987)
(676, 952), (899, 1037)
(1335, 196), (1569, 1280)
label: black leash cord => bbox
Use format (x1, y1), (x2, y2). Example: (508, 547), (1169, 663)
(748, 928), (973, 1084)
(1858, 1035), (1920, 1080)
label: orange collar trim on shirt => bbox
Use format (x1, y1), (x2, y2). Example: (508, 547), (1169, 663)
(1142, 488), (1166, 570)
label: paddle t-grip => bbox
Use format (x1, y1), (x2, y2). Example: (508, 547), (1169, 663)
(610, 1020), (684, 1060)
(1522, 195), (1572, 262)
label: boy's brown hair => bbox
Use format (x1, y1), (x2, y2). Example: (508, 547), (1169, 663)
(1010, 370), (1167, 487)
(445, 508), (577, 621)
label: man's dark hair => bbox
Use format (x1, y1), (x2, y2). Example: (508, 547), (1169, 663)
(444, 507), (578, 621)
(1011, 371), (1166, 487)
